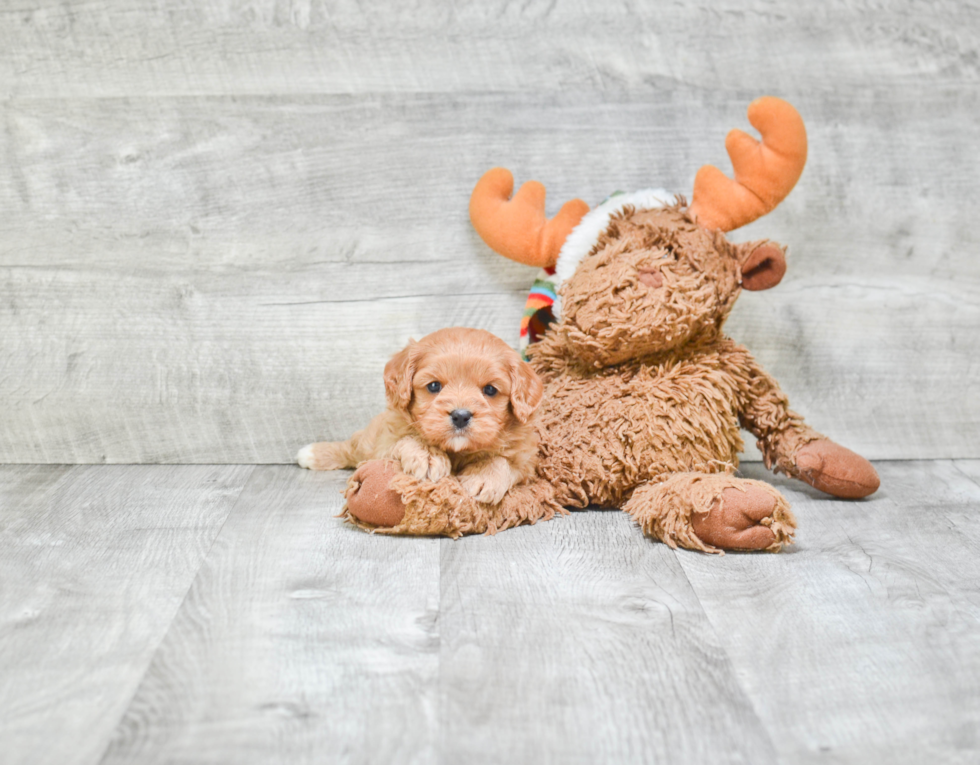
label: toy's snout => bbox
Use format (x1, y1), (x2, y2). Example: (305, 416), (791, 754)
(638, 268), (664, 289)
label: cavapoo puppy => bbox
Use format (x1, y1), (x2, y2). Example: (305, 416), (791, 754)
(297, 327), (544, 504)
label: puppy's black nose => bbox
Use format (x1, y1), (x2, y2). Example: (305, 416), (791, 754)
(450, 409), (473, 429)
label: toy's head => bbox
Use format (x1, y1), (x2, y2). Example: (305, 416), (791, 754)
(554, 203), (789, 366)
(469, 97), (806, 368)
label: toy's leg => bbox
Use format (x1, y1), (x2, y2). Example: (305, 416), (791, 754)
(341, 461), (408, 527)
(343, 460), (566, 538)
(734, 350), (879, 499)
(622, 472), (796, 554)
(791, 439), (879, 499)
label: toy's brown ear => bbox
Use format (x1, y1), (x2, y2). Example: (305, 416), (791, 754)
(384, 341), (420, 411)
(509, 358), (544, 423)
(738, 241), (787, 291)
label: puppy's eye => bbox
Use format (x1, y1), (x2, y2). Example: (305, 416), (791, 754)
(482, 384), (498, 397)
(426, 381), (442, 393)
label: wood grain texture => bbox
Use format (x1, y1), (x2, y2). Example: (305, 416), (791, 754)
(101, 465), (442, 764)
(0, 464), (253, 765)
(676, 460), (980, 765)
(103, 466), (778, 765)
(437, 511), (778, 764)
(0, 0), (977, 98)
(2, 86), (978, 462)
(2, 462), (978, 762)
(1, 0), (977, 463)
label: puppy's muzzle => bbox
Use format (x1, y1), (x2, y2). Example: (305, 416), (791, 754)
(450, 409), (473, 430)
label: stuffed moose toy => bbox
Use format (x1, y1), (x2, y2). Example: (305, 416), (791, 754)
(342, 96), (879, 553)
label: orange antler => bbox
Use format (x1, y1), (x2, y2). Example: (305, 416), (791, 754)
(469, 167), (590, 268)
(689, 97), (807, 232)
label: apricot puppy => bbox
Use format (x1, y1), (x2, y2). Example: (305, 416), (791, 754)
(297, 327), (544, 505)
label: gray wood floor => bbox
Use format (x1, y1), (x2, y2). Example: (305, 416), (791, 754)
(2, 461), (978, 764)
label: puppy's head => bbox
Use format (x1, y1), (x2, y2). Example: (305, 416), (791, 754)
(383, 327), (543, 454)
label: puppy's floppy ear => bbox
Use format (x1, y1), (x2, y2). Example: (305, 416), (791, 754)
(509, 357), (544, 423)
(384, 340), (419, 411)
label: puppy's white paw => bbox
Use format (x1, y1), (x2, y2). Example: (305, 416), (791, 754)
(460, 472), (508, 505)
(297, 444), (316, 469)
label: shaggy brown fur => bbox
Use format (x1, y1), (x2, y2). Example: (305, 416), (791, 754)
(625, 474), (796, 553)
(530, 204), (820, 508)
(341, 99), (878, 552)
(342, 202), (879, 552)
(522, 203), (875, 552)
(300, 327), (542, 505)
(342, 460), (566, 538)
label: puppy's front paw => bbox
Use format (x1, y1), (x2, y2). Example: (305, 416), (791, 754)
(400, 447), (451, 482)
(427, 451), (452, 481)
(460, 472), (509, 505)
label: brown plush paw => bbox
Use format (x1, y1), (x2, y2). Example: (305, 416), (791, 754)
(345, 460), (407, 528)
(692, 485), (784, 552)
(794, 439), (880, 499)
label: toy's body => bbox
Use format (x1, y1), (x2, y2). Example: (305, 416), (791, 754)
(342, 97), (879, 553)
(534, 335), (801, 508)
(523, 203), (844, 552)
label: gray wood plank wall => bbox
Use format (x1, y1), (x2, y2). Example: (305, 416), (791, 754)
(1, 1), (978, 463)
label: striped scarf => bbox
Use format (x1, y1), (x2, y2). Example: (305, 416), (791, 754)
(519, 266), (560, 361)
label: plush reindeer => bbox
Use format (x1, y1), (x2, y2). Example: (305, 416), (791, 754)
(344, 96), (878, 552)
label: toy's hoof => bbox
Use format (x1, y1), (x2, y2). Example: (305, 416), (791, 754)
(346, 460), (407, 527)
(692, 485), (782, 551)
(795, 439), (880, 499)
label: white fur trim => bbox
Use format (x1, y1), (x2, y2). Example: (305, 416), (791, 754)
(554, 188), (675, 285)
(552, 188), (674, 318)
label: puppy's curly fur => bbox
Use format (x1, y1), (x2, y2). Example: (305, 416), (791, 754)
(298, 327), (543, 505)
